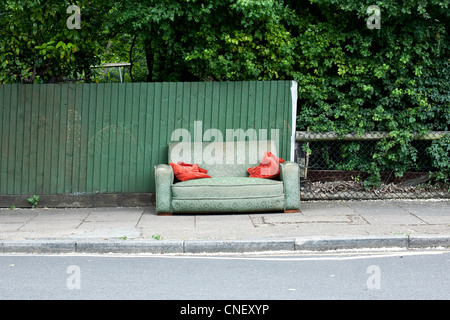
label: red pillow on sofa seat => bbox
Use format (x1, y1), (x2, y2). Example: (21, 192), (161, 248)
(247, 151), (285, 179)
(169, 162), (212, 182)
(177, 161), (208, 174)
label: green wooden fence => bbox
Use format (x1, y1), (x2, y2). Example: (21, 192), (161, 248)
(0, 81), (297, 195)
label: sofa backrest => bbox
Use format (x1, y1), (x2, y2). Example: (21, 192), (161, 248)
(168, 140), (278, 177)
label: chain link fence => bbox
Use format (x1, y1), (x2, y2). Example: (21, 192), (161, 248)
(295, 131), (450, 200)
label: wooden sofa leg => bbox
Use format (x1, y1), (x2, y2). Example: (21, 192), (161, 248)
(157, 212), (173, 216)
(284, 209), (298, 213)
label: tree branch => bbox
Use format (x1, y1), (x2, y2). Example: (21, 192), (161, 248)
(129, 34), (137, 82)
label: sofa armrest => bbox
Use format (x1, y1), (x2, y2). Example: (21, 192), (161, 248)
(279, 161), (300, 211)
(154, 164), (174, 213)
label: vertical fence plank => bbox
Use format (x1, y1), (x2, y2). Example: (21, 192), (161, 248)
(225, 82), (234, 135)
(255, 82), (264, 136)
(64, 84), (75, 193)
(56, 84), (68, 194)
(51, 84), (61, 194)
(247, 81), (256, 133)
(196, 82), (206, 130)
(100, 83), (112, 193)
(188, 82), (198, 132)
(78, 84), (89, 194)
(119, 83), (131, 192)
(86, 84), (97, 193)
(268, 81), (278, 155)
(71, 83), (83, 194)
(93, 84), (104, 193)
(19, 85), (28, 194)
(143, 83), (154, 192)
(136, 83), (147, 191)
(113, 84), (125, 192)
(6, 85), (17, 194)
(151, 82), (162, 185)
(234, 82), (242, 134)
(35, 85), (46, 194)
(130, 82), (139, 192)
(43, 85), (55, 194)
(27, 85), (39, 194)
(278, 80), (288, 159)
(106, 83), (118, 193)
(261, 81), (270, 142)
(217, 82), (227, 135)
(167, 82), (176, 152)
(173, 82), (182, 138)
(0, 86), (7, 194)
(203, 82), (213, 132)
(284, 81), (292, 159)
(160, 83), (169, 164)
(13, 84), (25, 195)
(210, 82), (220, 137)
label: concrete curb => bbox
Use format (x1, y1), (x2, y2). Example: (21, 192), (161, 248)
(294, 235), (409, 251)
(0, 235), (449, 254)
(408, 234), (450, 248)
(184, 239), (295, 253)
(0, 240), (77, 254)
(0, 240), (184, 254)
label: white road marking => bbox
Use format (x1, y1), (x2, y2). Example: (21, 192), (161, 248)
(1, 249), (448, 261)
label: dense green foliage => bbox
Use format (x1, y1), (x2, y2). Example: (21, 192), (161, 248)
(0, 0), (110, 83)
(108, 0), (297, 82)
(290, 0), (449, 185)
(0, 0), (449, 186)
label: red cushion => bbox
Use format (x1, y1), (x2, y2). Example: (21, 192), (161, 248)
(247, 151), (285, 179)
(177, 161), (208, 174)
(169, 162), (212, 182)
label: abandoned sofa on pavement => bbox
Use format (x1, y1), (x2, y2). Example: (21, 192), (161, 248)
(154, 140), (300, 215)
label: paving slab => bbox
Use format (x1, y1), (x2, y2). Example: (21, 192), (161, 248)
(0, 210), (37, 223)
(406, 224), (450, 235)
(262, 213), (354, 224)
(195, 214), (254, 229)
(358, 213), (427, 225)
(347, 201), (411, 214)
(299, 201), (356, 215)
(18, 219), (82, 232)
(398, 202), (450, 224)
(0, 223), (26, 232)
(32, 208), (91, 219)
(85, 208), (143, 222)
(137, 214), (195, 228)
(64, 226), (141, 240)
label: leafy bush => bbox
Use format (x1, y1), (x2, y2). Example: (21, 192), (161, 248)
(426, 134), (450, 183)
(0, 0), (111, 83)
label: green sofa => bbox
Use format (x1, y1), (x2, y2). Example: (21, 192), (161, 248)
(154, 140), (300, 215)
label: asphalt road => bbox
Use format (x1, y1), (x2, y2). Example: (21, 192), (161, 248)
(0, 249), (449, 301)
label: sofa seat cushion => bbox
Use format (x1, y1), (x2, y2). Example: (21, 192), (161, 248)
(172, 196), (285, 213)
(172, 177), (283, 199)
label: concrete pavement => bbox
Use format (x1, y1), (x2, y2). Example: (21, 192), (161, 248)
(0, 199), (449, 253)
